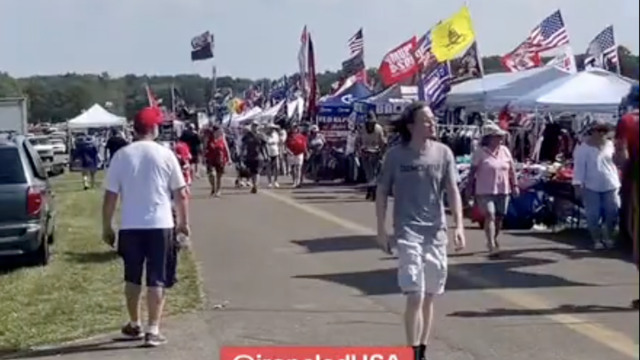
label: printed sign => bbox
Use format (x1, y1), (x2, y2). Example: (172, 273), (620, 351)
(378, 37), (419, 86)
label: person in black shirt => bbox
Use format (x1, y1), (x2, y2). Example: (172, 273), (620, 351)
(105, 129), (129, 166)
(241, 122), (267, 194)
(179, 124), (202, 177)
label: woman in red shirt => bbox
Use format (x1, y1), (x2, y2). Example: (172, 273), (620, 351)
(205, 125), (231, 197)
(286, 125), (308, 188)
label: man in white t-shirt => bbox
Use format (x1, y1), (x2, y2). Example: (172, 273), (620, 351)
(102, 106), (189, 347)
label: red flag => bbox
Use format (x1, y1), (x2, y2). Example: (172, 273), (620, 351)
(306, 34), (318, 121)
(378, 37), (419, 86)
(145, 84), (160, 108)
(501, 42), (541, 72)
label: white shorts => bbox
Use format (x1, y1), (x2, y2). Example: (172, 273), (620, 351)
(289, 153), (304, 166)
(396, 231), (448, 295)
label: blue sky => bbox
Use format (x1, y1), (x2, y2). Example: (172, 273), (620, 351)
(0, 0), (637, 79)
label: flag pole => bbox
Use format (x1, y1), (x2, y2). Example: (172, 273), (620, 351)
(611, 25), (622, 75)
(170, 83), (175, 114)
(464, 2), (485, 77)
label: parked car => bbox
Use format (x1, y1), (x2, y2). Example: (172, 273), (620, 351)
(50, 138), (66, 154)
(28, 135), (55, 163)
(0, 134), (56, 266)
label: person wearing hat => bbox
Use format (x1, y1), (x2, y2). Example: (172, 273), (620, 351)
(573, 119), (620, 250)
(102, 107), (189, 347)
(468, 121), (518, 258)
(375, 101), (465, 360)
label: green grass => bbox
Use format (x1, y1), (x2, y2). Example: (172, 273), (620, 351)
(0, 172), (203, 351)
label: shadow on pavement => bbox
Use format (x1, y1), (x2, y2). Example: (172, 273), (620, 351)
(448, 304), (638, 318)
(508, 228), (634, 263)
(0, 338), (142, 359)
(293, 245), (597, 295)
(299, 199), (368, 204)
(63, 251), (119, 264)
(292, 235), (377, 253)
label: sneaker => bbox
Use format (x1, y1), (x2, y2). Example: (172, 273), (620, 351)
(143, 332), (167, 347)
(267, 183), (273, 188)
(273, 182), (280, 188)
(593, 242), (606, 250)
(120, 323), (143, 339)
(250, 187), (258, 194)
(602, 239), (615, 249)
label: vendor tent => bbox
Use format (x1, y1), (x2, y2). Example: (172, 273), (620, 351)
(254, 96), (305, 123)
(354, 84), (417, 115)
(318, 81), (371, 116)
(446, 66), (569, 110)
(511, 69), (637, 114)
(67, 104), (126, 129)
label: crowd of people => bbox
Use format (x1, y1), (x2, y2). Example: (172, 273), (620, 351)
(90, 85), (638, 359)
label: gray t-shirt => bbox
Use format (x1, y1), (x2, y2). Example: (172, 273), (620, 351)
(377, 142), (457, 245)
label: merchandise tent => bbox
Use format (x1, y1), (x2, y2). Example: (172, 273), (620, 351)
(510, 69), (637, 114)
(254, 96), (306, 123)
(67, 104), (126, 129)
(317, 81), (372, 147)
(446, 66), (569, 111)
(354, 84), (417, 116)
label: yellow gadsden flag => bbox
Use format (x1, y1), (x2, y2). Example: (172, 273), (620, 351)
(431, 6), (476, 62)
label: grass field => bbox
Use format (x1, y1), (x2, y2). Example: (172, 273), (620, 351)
(0, 172), (203, 351)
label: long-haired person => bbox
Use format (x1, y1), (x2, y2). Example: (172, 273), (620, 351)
(615, 85), (639, 309)
(376, 102), (465, 360)
(205, 125), (230, 197)
(286, 124), (308, 188)
(468, 123), (518, 258)
(573, 120), (620, 250)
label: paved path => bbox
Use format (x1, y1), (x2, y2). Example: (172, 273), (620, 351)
(9, 179), (639, 360)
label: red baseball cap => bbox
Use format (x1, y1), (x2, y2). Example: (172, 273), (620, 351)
(134, 107), (163, 130)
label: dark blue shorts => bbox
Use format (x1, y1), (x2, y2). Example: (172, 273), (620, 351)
(117, 228), (178, 288)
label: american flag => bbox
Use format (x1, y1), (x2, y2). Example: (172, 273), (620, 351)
(584, 25), (618, 69)
(348, 28), (364, 56)
(418, 64), (452, 109)
(414, 30), (436, 69)
(527, 10), (569, 52)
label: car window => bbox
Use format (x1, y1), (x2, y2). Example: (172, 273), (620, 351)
(30, 137), (50, 145)
(0, 147), (27, 184)
(50, 139), (63, 144)
(22, 142), (47, 180)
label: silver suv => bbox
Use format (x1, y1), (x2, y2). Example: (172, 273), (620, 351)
(0, 133), (56, 266)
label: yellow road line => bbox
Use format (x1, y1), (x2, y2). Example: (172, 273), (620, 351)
(261, 189), (640, 359)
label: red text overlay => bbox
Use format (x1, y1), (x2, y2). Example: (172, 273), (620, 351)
(221, 347), (413, 360)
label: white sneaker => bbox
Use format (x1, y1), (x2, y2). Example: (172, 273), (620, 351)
(267, 183), (273, 188)
(273, 182), (280, 188)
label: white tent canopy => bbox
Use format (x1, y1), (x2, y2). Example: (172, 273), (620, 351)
(254, 97), (305, 123)
(228, 106), (263, 127)
(67, 104), (126, 129)
(511, 69), (637, 113)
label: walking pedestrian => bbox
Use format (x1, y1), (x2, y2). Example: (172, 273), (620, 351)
(286, 124), (308, 188)
(75, 135), (99, 190)
(467, 122), (519, 258)
(179, 123), (202, 179)
(102, 106), (190, 347)
(573, 120), (620, 250)
(375, 102), (465, 360)
(205, 125), (230, 197)
(265, 124), (281, 188)
(615, 86), (639, 308)
(105, 128), (129, 166)
(241, 122), (267, 194)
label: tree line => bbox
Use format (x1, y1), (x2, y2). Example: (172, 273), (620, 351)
(0, 46), (637, 123)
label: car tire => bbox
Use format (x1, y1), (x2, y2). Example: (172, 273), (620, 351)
(28, 237), (50, 267)
(47, 227), (55, 245)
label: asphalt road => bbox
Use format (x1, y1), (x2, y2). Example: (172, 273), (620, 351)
(6, 178), (638, 360)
